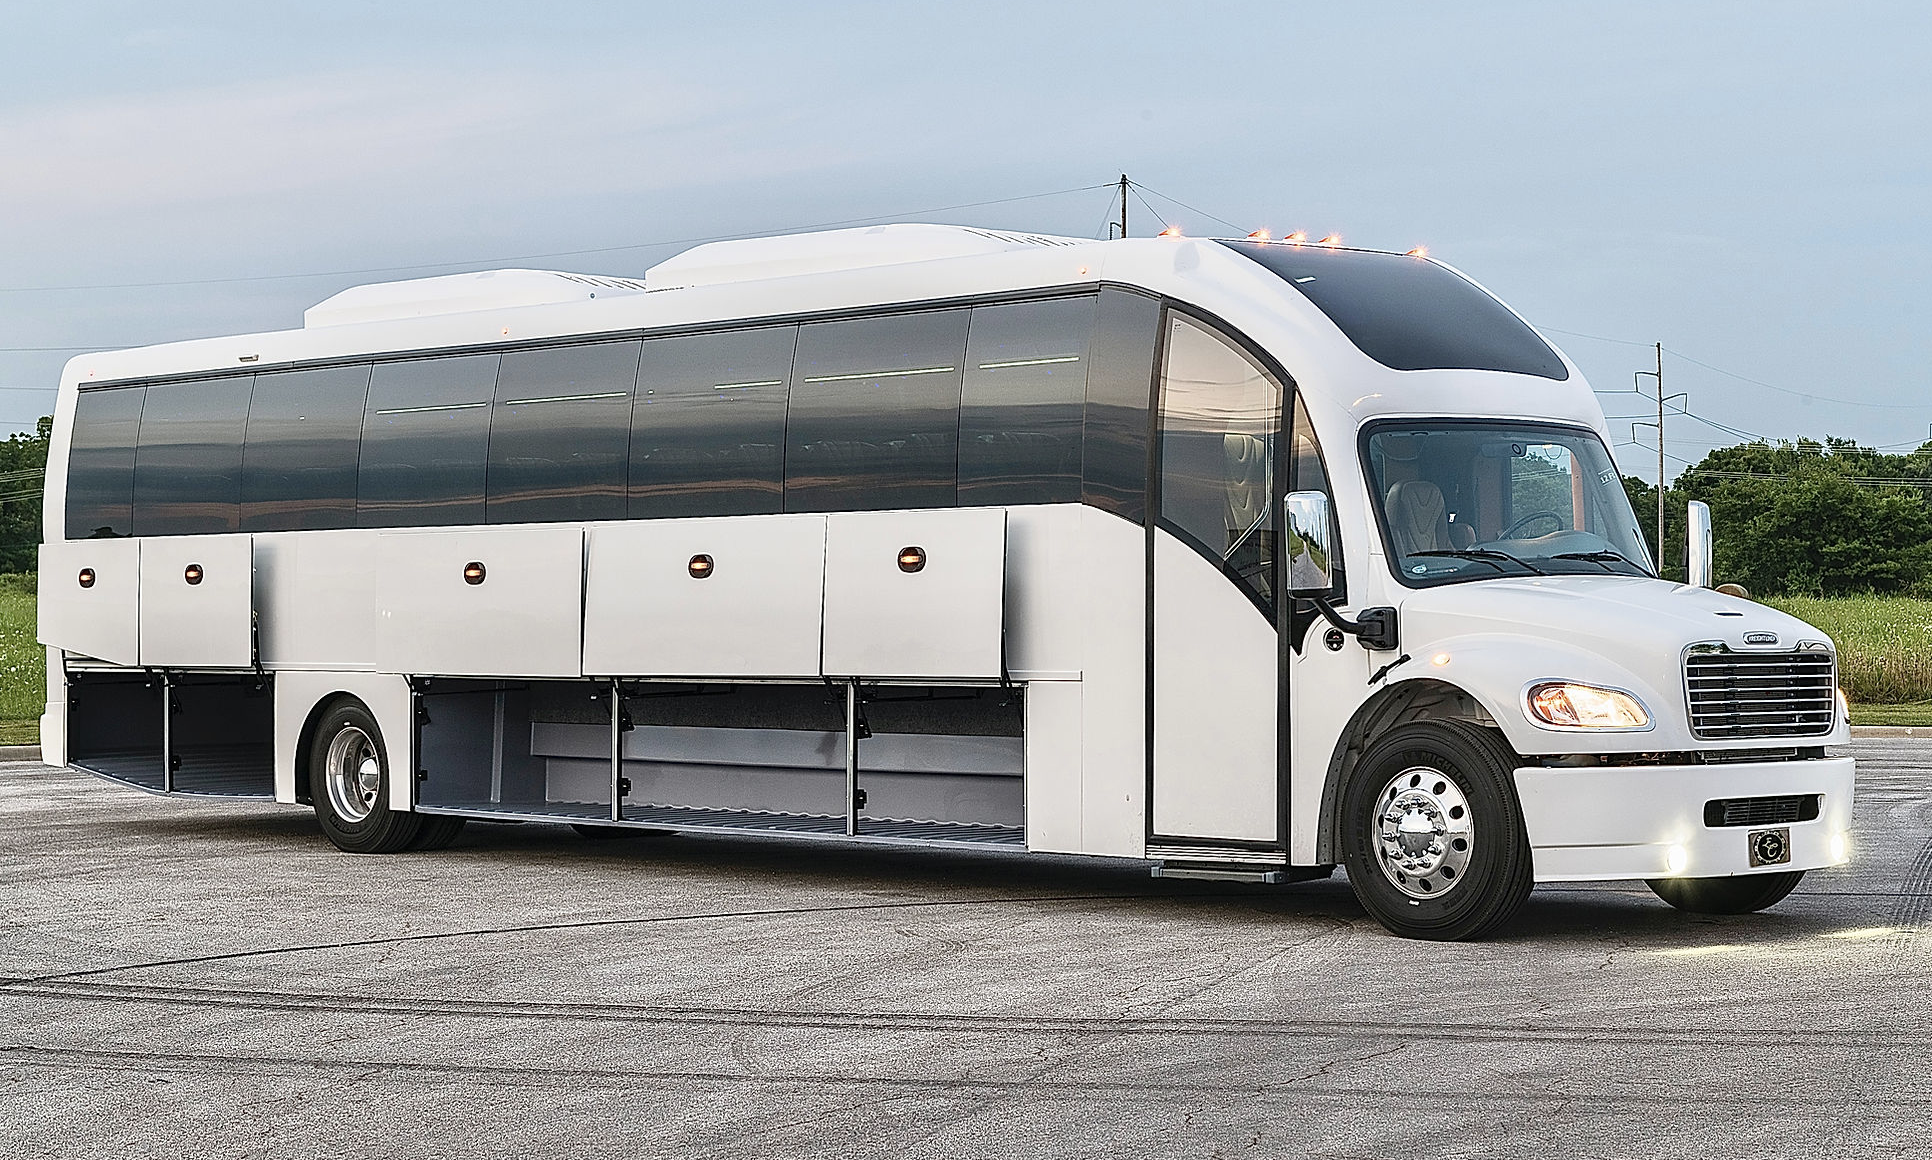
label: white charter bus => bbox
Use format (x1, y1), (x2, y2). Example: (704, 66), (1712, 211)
(38, 224), (1854, 939)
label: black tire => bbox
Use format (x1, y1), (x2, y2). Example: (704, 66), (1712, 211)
(1339, 720), (1534, 941)
(571, 823), (631, 840)
(1645, 871), (1804, 914)
(308, 699), (424, 854)
(408, 816), (468, 851)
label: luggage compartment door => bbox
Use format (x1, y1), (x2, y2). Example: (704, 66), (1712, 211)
(822, 508), (1006, 681)
(375, 526), (585, 678)
(584, 514), (827, 679)
(39, 538), (142, 667)
(139, 534), (255, 668)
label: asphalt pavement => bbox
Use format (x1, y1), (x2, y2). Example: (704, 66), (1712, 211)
(4, 739), (1929, 1159)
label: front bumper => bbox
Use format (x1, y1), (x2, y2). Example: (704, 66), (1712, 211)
(1513, 756), (1854, 882)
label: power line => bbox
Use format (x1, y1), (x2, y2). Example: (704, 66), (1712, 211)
(0, 183), (1117, 295)
(1127, 181), (1247, 235)
(1541, 325), (1658, 350)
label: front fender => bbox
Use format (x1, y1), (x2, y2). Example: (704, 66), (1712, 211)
(1382, 631), (1686, 754)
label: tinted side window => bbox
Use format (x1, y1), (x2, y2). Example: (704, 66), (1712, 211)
(1082, 289), (1160, 524)
(959, 296), (1093, 506)
(630, 327), (792, 518)
(241, 364), (371, 532)
(65, 386), (147, 539)
(132, 376), (252, 536)
(786, 310), (969, 512)
(487, 341), (638, 524)
(359, 354), (498, 528)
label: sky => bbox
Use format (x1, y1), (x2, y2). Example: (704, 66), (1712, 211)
(3, 1), (1928, 483)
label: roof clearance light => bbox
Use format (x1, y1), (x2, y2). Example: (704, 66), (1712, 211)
(1407, 246), (1429, 258)
(1158, 226), (1183, 238)
(1247, 229), (1271, 240)
(1318, 234), (1342, 246)
(1286, 231), (1308, 243)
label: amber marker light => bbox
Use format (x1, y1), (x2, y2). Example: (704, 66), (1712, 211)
(1431, 653), (1451, 667)
(183, 563), (204, 586)
(1318, 234), (1342, 246)
(688, 553), (715, 579)
(1247, 229), (1271, 240)
(462, 561), (487, 585)
(1157, 226), (1183, 237)
(1407, 246), (1429, 258)
(77, 568), (95, 589)
(1285, 231), (1308, 243)
(897, 546), (927, 573)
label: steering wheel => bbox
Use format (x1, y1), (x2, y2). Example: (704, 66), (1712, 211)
(1501, 510), (1564, 539)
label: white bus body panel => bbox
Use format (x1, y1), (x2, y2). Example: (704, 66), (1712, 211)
(138, 534), (254, 668)
(584, 514), (826, 679)
(1072, 506), (1146, 858)
(38, 538), (140, 667)
(253, 530), (382, 670)
(1151, 528), (1277, 842)
(822, 508), (1006, 681)
(374, 526), (585, 678)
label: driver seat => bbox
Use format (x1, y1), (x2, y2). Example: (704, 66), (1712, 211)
(1385, 480), (1465, 557)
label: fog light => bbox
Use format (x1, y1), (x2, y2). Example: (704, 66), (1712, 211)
(1830, 831), (1850, 864)
(1665, 845), (1689, 876)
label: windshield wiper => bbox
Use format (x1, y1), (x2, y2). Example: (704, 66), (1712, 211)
(1406, 549), (1547, 576)
(1549, 549), (1651, 575)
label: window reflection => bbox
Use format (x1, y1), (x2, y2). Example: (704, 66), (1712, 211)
(1157, 315), (1280, 615)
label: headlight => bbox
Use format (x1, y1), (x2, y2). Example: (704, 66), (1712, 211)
(1526, 682), (1650, 729)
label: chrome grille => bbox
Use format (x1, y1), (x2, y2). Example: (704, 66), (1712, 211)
(1685, 650), (1835, 740)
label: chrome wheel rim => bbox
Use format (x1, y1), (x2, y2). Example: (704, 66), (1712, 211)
(1373, 764), (1474, 899)
(324, 726), (382, 824)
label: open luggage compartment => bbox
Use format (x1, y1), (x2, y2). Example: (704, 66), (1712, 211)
(414, 678), (1025, 846)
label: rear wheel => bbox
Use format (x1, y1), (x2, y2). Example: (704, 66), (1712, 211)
(408, 816), (467, 851)
(1339, 720), (1534, 941)
(1646, 871), (1804, 914)
(309, 700), (423, 854)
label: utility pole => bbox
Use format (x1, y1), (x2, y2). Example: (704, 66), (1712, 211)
(1653, 342), (1665, 570)
(1114, 174), (1129, 239)
(1630, 343), (1684, 575)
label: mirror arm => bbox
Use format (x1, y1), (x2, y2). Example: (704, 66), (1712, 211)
(1305, 594), (1400, 652)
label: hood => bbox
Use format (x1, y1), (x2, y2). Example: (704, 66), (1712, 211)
(1399, 574), (1831, 658)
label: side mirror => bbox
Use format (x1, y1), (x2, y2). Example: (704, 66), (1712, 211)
(1284, 490), (1334, 595)
(1686, 500), (1712, 588)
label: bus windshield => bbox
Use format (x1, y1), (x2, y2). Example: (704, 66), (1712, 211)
(1364, 422), (1654, 587)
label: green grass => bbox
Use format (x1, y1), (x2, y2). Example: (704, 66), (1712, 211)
(1845, 702), (1932, 728)
(0, 572), (41, 744)
(1761, 595), (1932, 711)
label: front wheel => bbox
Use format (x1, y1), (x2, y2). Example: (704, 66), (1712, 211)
(309, 699), (424, 854)
(1339, 720), (1534, 941)
(1646, 871), (1804, 914)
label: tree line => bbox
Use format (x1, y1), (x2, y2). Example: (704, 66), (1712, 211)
(1624, 437), (1932, 598)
